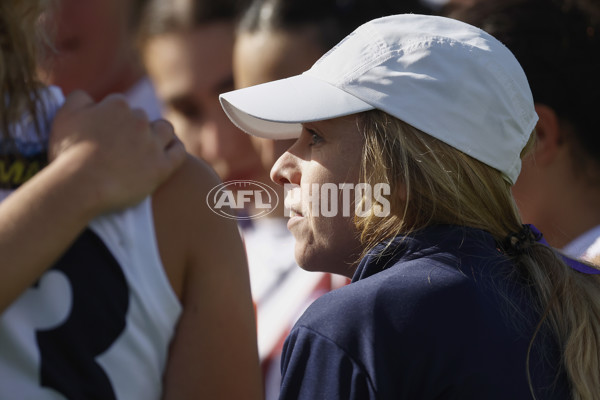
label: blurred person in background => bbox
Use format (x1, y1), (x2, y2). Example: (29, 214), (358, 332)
(140, 0), (264, 183)
(39, 0), (162, 118)
(0, 1), (262, 398)
(448, 0), (600, 264)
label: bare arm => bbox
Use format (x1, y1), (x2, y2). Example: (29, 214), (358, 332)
(0, 91), (185, 312)
(154, 156), (263, 400)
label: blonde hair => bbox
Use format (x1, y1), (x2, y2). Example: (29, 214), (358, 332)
(355, 110), (600, 400)
(0, 0), (53, 145)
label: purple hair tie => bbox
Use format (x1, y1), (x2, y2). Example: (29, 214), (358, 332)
(527, 224), (600, 275)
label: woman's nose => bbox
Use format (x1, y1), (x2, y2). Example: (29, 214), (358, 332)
(271, 150), (301, 186)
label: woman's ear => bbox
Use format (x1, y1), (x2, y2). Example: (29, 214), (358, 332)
(532, 104), (563, 165)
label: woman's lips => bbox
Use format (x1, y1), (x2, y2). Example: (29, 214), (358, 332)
(289, 209), (303, 218)
(287, 208), (304, 229)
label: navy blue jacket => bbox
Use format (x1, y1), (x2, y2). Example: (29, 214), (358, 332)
(280, 225), (569, 399)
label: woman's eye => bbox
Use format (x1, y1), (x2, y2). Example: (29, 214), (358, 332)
(171, 97), (202, 120)
(308, 130), (324, 146)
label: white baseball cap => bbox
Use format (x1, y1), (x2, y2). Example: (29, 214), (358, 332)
(219, 14), (538, 184)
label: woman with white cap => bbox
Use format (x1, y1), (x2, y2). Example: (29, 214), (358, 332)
(220, 13), (600, 399)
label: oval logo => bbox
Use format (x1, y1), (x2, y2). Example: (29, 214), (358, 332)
(206, 180), (279, 220)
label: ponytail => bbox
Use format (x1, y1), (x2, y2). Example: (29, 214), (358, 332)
(356, 109), (600, 399)
(517, 244), (600, 400)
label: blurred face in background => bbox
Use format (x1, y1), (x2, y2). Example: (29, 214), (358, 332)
(145, 22), (264, 182)
(40, 0), (144, 101)
(233, 28), (324, 171)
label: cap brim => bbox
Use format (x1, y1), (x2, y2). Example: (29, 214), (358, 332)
(219, 73), (374, 139)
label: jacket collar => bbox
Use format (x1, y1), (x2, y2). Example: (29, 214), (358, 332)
(352, 225), (498, 283)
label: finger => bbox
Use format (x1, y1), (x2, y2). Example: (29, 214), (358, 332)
(97, 93), (134, 118)
(101, 93), (130, 104)
(164, 137), (187, 170)
(59, 90), (95, 115)
(49, 91), (96, 162)
(131, 108), (150, 125)
(150, 119), (186, 171)
(150, 119), (176, 147)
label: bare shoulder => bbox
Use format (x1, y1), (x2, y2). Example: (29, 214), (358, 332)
(151, 154), (262, 398)
(151, 154), (242, 299)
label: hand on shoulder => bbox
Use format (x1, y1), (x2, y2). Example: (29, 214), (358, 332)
(49, 90), (186, 215)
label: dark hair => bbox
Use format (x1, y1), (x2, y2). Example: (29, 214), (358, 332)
(130, 0), (151, 30)
(237, 0), (435, 51)
(138, 0), (251, 44)
(450, 0), (600, 179)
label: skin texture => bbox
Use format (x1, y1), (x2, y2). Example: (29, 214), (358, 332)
(144, 22), (264, 183)
(152, 155), (263, 399)
(39, 0), (144, 101)
(270, 117), (364, 277)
